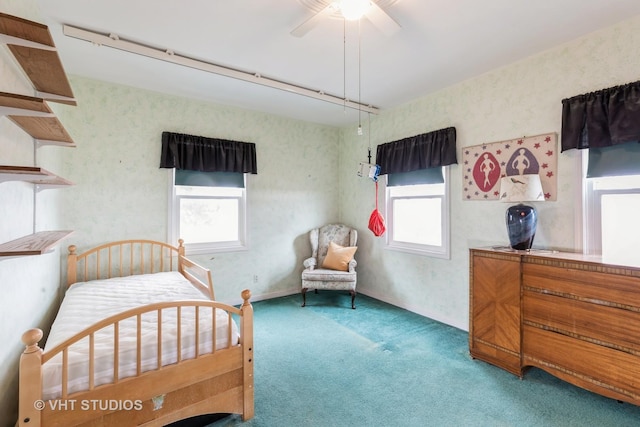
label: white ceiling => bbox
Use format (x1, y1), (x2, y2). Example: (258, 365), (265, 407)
(36, 0), (640, 127)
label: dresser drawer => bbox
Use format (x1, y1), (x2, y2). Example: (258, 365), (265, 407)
(523, 325), (640, 402)
(523, 289), (640, 352)
(523, 262), (640, 309)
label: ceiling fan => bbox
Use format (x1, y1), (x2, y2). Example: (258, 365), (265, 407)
(291, 0), (401, 37)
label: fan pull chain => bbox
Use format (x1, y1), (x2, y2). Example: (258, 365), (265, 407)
(343, 18), (346, 113)
(357, 17), (362, 135)
(368, 111), (372, 163)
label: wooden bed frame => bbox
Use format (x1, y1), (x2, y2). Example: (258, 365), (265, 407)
(18, 239), (254, 426)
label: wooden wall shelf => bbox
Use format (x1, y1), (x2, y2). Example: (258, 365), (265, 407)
(0, 12), (76, 258)
(0, 12), (76, 105)
(0, 92), (74, 145)
(0, 230), (73, 256)
(0, 165), (73, 188)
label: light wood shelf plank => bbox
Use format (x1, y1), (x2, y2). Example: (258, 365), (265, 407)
(0, 230), (74, 256)
(0, 91), (51, 114)
(0, 12), (76, 105)
(0, 165), (74, 187)
(0, 92), (74, 145)
(9, 114), (74, 144)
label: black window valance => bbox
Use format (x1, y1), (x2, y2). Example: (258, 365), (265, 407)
(561, 80), (640, 152)
(160, 131), (257, 174)
(375, 127), (457, 175)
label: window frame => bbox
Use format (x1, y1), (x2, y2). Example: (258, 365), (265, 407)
(383, 166), (451, 259)
(167, 169), (248, 255)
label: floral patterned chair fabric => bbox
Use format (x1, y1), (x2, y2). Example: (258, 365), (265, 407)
(301, 224), (358, 309)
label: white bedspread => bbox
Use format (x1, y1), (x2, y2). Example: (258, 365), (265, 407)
(42, 271), (239, 401)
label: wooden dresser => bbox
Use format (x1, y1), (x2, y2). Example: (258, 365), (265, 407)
(469, 247), (640, 405)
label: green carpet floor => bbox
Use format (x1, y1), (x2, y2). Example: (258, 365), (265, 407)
(198, 292), (640, 427)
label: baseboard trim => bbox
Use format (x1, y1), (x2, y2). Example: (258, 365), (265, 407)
(226, 286), (467, 332)
(358, 288), (467, 332)
(226, 287), (300, 307)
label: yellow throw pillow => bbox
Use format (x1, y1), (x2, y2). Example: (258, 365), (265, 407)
(322, 241), (357, 271)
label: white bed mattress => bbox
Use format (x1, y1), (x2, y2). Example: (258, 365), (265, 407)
(42, 271), (239, 401)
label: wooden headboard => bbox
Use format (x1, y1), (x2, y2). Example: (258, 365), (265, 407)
(66, 239), (215, 299)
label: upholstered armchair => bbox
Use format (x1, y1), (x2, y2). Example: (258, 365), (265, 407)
(301, 224), (358, 309)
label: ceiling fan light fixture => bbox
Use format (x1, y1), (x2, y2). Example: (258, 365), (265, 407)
(336, 0), (371, 21)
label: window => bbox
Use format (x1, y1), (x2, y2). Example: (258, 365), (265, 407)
(168, 170), (247, 255)
(561, 80), (640, 265)
(582, 143), (640, 265)
(374, 127), (456, 258)
(583, 166), (640, 265)
(385, 167), (450, 258)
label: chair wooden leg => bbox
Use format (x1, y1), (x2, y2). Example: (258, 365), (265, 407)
(303, 287), (356, 309)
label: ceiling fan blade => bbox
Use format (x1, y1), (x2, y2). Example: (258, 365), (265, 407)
(291, 3), (337, 37)
(364, 1), (401, 36)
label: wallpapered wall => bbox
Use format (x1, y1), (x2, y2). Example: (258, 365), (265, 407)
(340, 15), (640, 329)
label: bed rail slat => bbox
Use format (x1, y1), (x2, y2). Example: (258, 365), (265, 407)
(129, 242), (134, 276)
(62, 348), (68, 398)
(195, 306), (200, 358)
(136, 314), (142, 375)
(107, 247), (112, 279)
(140, 242), (145, 274)
(114, 322), (119, 383)
(157, 309), (162, 369)
(212, 308), (217, 353)
(118, 243), (123, 278)
(89, 333), (95, 389)
(227, 312), (233, 349)
(177, 306), (182, 363)
(150, 243), (155, 273)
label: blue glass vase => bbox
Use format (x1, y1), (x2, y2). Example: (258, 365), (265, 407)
(506, 204), (537, 250)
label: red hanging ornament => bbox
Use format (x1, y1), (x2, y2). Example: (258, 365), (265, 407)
(368, 181), (386, 237)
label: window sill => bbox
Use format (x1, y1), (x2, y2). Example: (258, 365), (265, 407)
(184, 242), (248, 256)
(385, 243), (450, 259)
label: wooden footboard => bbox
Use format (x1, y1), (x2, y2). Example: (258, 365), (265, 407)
(18, 291), (254, 426)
